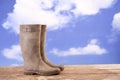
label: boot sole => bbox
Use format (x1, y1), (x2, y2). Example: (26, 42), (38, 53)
(24, 70), (60, 76)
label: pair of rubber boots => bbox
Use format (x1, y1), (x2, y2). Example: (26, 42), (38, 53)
(20, 24), (64, 76)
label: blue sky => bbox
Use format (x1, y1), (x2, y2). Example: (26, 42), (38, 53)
(0, 0), (120, 66)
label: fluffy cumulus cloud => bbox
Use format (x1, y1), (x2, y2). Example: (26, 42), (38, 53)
(112, 12), (120, 31)
(3, 0), (115, 34)
(108, 12), (120, 43)
(51, 39), (107, 56)
(2, 44), (23, 61)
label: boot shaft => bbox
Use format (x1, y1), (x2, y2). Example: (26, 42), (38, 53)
(20, 24), (41, 71)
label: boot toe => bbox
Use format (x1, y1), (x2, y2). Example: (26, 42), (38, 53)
(59, 66), (64, 71)
(40, 69), (60, 76)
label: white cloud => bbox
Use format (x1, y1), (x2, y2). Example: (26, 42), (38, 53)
(70, 0), (116, 16)
(112, 12), (120, 31)
(2, 0), (115, 34)
(108, 12), (120, 43)
(50, 39), (107, 56)
(2, 44), (23, 61)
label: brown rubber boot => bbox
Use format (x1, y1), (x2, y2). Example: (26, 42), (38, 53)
(20, 24), (60, 76)
(40, 24), (64, 71)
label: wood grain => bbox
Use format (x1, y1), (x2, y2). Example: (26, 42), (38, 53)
(0, 64), (120, 80)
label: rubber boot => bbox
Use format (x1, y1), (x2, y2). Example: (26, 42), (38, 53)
(40, 24), (64, 71)
(20, 24), (60, 75)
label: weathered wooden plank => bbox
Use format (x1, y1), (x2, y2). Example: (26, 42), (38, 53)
(0, 64), (120, 80)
